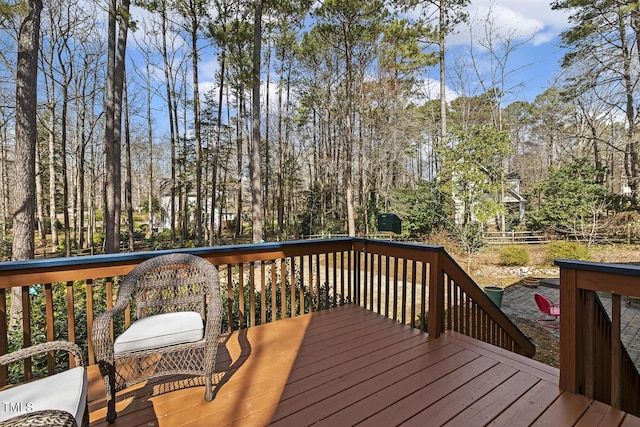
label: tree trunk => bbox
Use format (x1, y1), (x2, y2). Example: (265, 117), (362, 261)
(190, 24), (203, 246)
(343, 21), (356, 236)
(104, 0), (129, 254)
(35, 142), (46, 244)
(158, 3), (177, 243)
(235, 89), (243, 239)
(0, 127), (8, 239)
(124, 77), (134, 252)
(48, 110), (58, 253)
(11, 0), (42, 330)
(251, 0), (263, 244)
(264, 30), (271, 238)
(439, 3), (447, 161)
(60, 68), (71, 256)
(619, 7), (638, 203)
(146, 59), (154, 240)
(210, 48), (225, 245)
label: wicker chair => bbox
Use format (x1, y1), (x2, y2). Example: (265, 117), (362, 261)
(0, 341), (88, 427)
(92, 253), (223, 423)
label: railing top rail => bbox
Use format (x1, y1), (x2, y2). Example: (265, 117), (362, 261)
(0, 238), (447, 273)
(0, 238), (358, 272)
(555, 259), (640, 277)
(440, 250), (536, 357)
(353, 238), (445, 253)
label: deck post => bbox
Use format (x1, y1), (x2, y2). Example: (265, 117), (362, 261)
(559, 267), (579, 394)
(427, 252), (444, 338)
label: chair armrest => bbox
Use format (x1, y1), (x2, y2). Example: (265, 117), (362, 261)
(91, 308), (123, 368)
(0, 341), (85, 368)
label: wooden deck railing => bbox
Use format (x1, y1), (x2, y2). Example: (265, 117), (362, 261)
(351, 240), (535, 357)
(556, 259), (640, 417)
(0, 238), (534, 386)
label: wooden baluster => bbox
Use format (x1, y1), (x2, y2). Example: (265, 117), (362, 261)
(420, 262), (427, 332)
(271, 261), (277, 320)
(352, 251), (359, 307)
(281, 259), (288, 318)
(325, 254), (330, 309)
(584, 291), (595, 399)
(315, 254), (321, 311)
(227, 265), (233, 332)
(368, 252), (374, 311)
(401, 259), (408, 325)
(106, 278), (114, 341)
(347, 251), (352, 304)
(86, 279), (95, 365)
(45, 283), (54, 374)
(376, 254), (382, 315)
(0, 288), (7, 386)
(307, 255), (314, 313)
(299, 256), (305, 315)
(238, 263), (245, 328)
(393, 257), (398, 322)
(331, 252), (338, 307)
(611, 293), (621, 408)
(427, 254), (443, 338)
(340, 252), (345, 306)
(385, 256), (390, 319)
(446, 275), (452, 331)
(249, 262), (256, 327)
(453, 283), (459, 332)
(465, 293), (471, 336)
(363, 252), (368, 310)
(261, 261), (266, 324)
(410, 260), (417, 329)
(290, 257), (296, 315)
(22, 286), (31, 380)
(124, 303), (131, 329)
(66, 281), (76, 368)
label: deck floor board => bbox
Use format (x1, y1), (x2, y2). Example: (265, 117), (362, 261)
(87, 304), (640, 426)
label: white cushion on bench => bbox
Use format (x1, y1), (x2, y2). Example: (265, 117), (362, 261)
(114, 311), (204, 355)
(0, 366), (87, 425)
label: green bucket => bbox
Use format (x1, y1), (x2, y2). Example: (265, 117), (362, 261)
(483, 286), (504, 308)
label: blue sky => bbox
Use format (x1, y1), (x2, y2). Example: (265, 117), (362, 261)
(177, 1), (573, 107)
(127, 0), (572, 137)
(433, 0), (572, 104)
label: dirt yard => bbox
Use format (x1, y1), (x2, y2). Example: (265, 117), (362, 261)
(455, 243), (640, 289)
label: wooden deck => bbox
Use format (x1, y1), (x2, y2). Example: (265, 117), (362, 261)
(87, 305), (640, 426)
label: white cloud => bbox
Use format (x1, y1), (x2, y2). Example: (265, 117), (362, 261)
(416, 78), (458, 103)
(412, 1), (570, 48)
(532, 31), (557, 46)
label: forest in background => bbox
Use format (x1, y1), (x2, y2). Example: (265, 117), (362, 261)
(2, 0), (640, 262)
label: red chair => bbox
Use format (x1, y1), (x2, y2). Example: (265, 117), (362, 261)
(534, 293), (560, 329)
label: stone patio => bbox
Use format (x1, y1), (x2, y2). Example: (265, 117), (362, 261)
(500, 280), (640, 368)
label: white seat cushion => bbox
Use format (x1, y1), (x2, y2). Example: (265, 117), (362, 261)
(114, 311), (204, 355)
(0, 366), (87, 425)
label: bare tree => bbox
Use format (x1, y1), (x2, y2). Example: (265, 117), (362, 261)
(11, 0), (43, 328)
(103, 0), (130, 253)
(250, 0), (263, 243)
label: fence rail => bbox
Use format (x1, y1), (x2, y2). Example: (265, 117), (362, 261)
(484, 231), (548, 245)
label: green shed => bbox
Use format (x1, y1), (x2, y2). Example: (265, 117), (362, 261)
(377, 213), (402, 234)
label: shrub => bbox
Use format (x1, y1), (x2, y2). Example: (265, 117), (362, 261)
(499, 245), (530, 266)
(92, 233), (104, 247)
(0, 239), (11, 261)
(546, 241), (592, 264)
